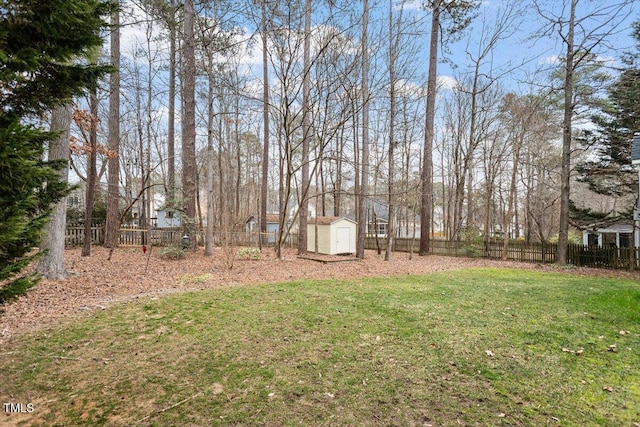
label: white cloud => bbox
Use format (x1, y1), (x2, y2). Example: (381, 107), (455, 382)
(402, 0), (425, 12)
(437, 75), (458, 91)
(542, 55), (561, 65)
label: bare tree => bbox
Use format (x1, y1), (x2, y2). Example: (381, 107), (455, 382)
(452, 3), (521, 240)
(500, 95), (534, 259)
(265, 1), (353, 259)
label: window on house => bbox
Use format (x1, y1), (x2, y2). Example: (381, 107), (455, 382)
(619, 233), (631, 248)
(603, 233), (616, 247)
(166, 211), (174, 219)
(67, 196), (79, 207)
(377, 223), (387, 235)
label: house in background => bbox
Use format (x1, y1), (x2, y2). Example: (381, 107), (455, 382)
(360, 199), (422, 238)
(307, 216), (357, 255)
(245, 214), (292, 244)
(155, 207), (181, 228)
(580, 134), (640, 248)
(246, 214), (279, 234)
(633, 133), (640, 247)
(368, 217), (389, 238)
(583, 222), (636, 248)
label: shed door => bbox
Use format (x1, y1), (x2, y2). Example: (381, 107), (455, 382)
(336, 227), (351, 254)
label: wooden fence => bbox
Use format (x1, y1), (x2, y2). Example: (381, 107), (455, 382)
(65, 226), (285, 248)
(65, 226), (638, 270)
(364, 237), (640, 270)
(65, 225), (104, 246)
(568, 244), (640, 270)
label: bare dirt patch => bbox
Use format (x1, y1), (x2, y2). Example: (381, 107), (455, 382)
(1, 246), (638, 343)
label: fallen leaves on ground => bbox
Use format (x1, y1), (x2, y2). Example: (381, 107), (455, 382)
(1, 246), (639, 344)
(562, 347), (584, 356)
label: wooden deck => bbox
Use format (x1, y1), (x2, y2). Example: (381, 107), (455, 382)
(297, 254), (361, 264)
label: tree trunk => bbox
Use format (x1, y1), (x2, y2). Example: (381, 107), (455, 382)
(167, 0), (176, 206)
(205, 71), (215, 256)
(557, 0), (576, 265)
(334, 128), (344, 217)
(298, 0), (311, 255)
(37, 104), (72, 279)
(182, 0), (197, 248)
(276, 122), (285, 259)
(104, 8), (120, 248)
(483, 166), (495, 252)
(356, 0), (370, 259)
(235, 112), (241, 220)
(260, 0), (270, 249)
(82, 90), (98, 257)
(420, 1), (440, 255)
(385, 0), (397, 262)
(502, 132), (523, 261)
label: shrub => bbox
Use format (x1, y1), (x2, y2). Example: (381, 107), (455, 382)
(237, 247), (260, 260)
(158, 245), (186, 260)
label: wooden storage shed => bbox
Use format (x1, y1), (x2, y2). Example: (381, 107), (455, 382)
(307, 216), (357, 255)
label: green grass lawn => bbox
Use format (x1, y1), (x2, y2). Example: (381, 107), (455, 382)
(1, 268), (639, 426)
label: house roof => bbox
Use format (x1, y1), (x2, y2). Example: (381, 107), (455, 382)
(591, 223), (634, 233)
(246, 214), (282, 224)
(584, 220), (634, 232)
(308, 216), (356, 225)
(632, 133), (640, 164)
(265, 214), (280, 223)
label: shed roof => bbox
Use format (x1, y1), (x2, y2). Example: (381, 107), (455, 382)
(632, 133), (640, 164)
(308, 216), (356, 225)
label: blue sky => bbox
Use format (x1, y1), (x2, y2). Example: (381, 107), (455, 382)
(433, 0), (639, 92)
(116, 0), (639, 99)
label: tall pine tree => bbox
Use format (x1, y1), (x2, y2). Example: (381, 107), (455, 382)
(0, 0), (114, 301)
(576, 21), (640, 218)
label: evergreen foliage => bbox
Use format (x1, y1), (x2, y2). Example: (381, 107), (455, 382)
(575, 21), (640, 220)
(0, 0), (114, 297)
